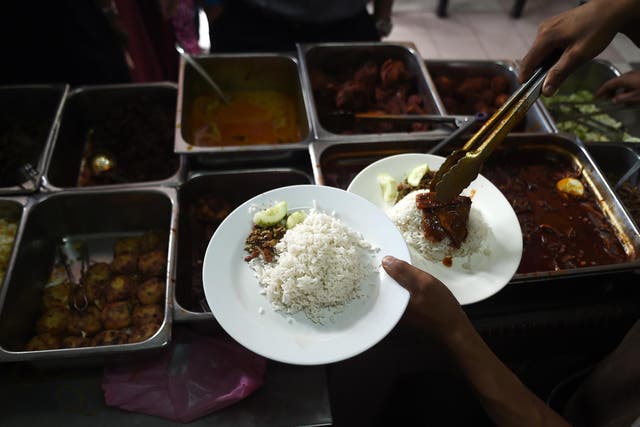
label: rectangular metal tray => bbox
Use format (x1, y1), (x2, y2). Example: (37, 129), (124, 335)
(424, 59), (553, 133)
(534, 59), (640, 141)
(310, 134), (640, 282)
(0, 85), (68, 195)
(175, 168), (313, 322)
(42, 83), (185, 192)
(297, 42), (447, 142)
(0, 187), (178, 362)
(174, 53), (313, 153)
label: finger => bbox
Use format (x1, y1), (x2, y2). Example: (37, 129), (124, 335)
(519, 34), (560, 84)
(382, 256), (438, 294)
(612, 90), (640, 104)
(542, 47), (585, 96)
(595, 76), (624, 98)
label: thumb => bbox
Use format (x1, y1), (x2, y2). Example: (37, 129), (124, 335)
(382, 256), (436, 295)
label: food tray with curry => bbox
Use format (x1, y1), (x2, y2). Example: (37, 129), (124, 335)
(298, 42), (447, 141)
(309, 133), (640, 281)
(425, 60), (553, 133)
(0, 188), (177, 362)
(175, 53), (312, 153)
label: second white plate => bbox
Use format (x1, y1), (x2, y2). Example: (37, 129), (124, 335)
(347, 153), (523, 305)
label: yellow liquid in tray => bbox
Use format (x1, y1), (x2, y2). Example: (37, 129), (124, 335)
(190, 90), (301, 146)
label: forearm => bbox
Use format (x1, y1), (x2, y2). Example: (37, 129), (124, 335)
(620, 0), (640, 45)
(373, 0), (393, 19)
(443, 318), (570, 427)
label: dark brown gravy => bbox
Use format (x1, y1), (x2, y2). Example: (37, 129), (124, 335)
(482, 149), (627, 274)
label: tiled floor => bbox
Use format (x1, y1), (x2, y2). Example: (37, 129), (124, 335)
(386, 0), (637, 72)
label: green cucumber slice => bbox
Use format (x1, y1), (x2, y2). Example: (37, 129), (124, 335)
(254, 201), (287, 226)
(286, 210), (307, 229)
(377, 173), (398, 203)
(407, 164), (429, 187)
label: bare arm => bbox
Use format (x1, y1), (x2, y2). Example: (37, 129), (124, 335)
(519, 0), (640, 96)
(382, 256), (571, 427)
(373, 0), (394, 37)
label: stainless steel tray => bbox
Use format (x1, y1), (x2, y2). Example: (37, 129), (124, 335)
(174, 168), (313, 322)
(297, 42), (447, 142)
(41, 83), (185, 192)
(0, 84), (68, 195)
(532, 59), (640, 140)
(174, 53), (313, 153)
(424, 59), (553, 133)
(0, 187), (178, 362)
(310, 133), (640, 282)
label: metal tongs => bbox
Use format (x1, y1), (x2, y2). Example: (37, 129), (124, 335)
(429, 57), (557, 202)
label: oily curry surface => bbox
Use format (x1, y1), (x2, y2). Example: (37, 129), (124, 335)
(190, 91), (301, 146)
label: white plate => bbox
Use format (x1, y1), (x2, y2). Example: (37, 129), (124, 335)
(347, 153), (522, 305)
(202, 185), (411, 365)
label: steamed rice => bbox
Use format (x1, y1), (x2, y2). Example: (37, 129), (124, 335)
(250, 210), (377, 320)
(386, 190), (490, 266)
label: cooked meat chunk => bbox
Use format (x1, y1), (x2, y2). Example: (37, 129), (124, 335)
(67, 306), (102, 337)
(380, 59), (409, 87)
(138, 250), (167, 277)
(36, 307), (69, 335)
(335, 81), (370, 111)
(25, 333), (60, 351)
(416, 192), (471, 249)
(101, 301), (132, 330)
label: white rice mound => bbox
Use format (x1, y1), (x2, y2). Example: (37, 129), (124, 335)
(386, 190), (490, 266)
(250, 210), (377, 320)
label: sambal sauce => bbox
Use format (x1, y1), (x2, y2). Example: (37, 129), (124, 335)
(482, 149), (627, 274)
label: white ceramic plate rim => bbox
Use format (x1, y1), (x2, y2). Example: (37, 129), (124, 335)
(347, 153), (523, 305)
(202, 184), (411, 365)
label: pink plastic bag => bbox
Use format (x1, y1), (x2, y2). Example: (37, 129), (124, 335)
(103, 330), (266, 423)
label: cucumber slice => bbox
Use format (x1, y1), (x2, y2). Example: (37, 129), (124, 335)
(286, 210), (307, 229)
(407, 164), (429, 187)
(377, 173), (398, 204)
(254, 201), (288, 226)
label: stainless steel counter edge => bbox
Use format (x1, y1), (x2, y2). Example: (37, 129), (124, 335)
(0, 84), (69, 195)
(40, 82), (186, 193)
(0, 186), (179, 362)
(296, 41), (447, 141)
(173, 53), (315, 154)
(173, 167), (315, 323)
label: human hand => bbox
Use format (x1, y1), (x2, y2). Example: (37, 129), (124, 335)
(519, 0), (627, 96)
(595, 70), (640, 104)
(382, 256), (468, 345)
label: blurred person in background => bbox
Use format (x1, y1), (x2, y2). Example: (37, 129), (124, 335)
(208, 0), (394, 53)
